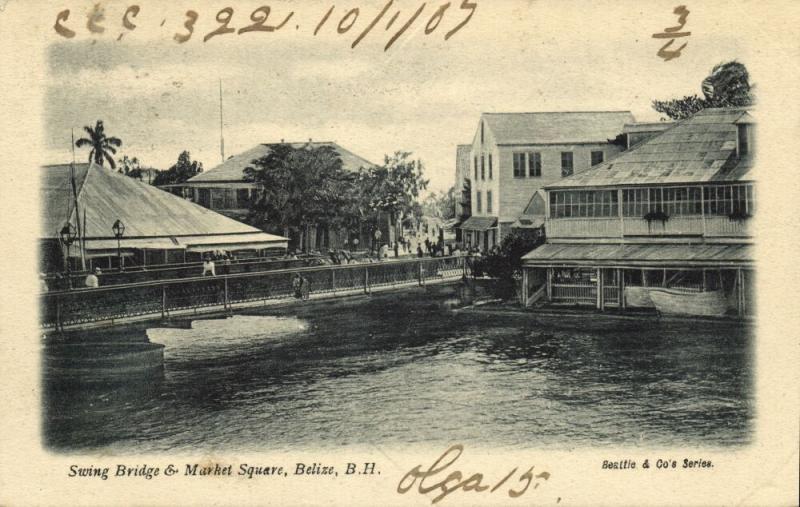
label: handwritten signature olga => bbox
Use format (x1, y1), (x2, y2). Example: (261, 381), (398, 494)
(397, 444), (553, 504)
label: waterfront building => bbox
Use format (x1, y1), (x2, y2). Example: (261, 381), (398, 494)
(520, 107), (754, 317)
(161, 141), (375, 251)
(459, 111), (634, 251)
(40, 162), (288, 273)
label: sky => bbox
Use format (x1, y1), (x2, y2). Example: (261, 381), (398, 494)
(44, 1), (750, 194)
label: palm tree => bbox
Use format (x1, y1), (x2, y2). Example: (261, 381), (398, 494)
(75, 120), (122, 169)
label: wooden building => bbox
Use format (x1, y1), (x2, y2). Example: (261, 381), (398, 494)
(520, 107), (755, 318)
(40, 162), (288, 273)
(460, 111), (634, 251)
(161, 141), (375, 251)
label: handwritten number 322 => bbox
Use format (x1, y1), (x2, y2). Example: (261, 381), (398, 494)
(174, 6), (294, 43)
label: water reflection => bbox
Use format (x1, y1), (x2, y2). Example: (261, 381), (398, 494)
(43, 288), (753, 452)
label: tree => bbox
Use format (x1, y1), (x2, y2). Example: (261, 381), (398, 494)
(243, 144), (352, 249)
(75, 120), (122, 169)
(152, 151), (203, 186)
(358, 152), (429, 231)
(473, 229), (544, 299)
(117, 155), (145, 180)
(652, 60), (754, 120)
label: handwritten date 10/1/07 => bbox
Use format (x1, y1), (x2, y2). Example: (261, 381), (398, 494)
(53, 1), (478, 51)
(397, 444), (555, 505)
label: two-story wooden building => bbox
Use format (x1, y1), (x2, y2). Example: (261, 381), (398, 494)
(162, 141), (375, 251)
(520, 107), (754, 318)
(459, 111), (635, 251)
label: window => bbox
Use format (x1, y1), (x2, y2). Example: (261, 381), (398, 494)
(198, 188), (211, 208)
(513, 153), (525, 178)
(223, 188), (237, 209)
(528, 152), (542, 177)
(623, 187), (703, 217)
(236, 188), (250, 208)
(480, 155), (485, 180)
(549, 190), (618, 218)
(488, 154), (493, 179)
(480, 121), (484, 145)
(474, 156), (478, 180)
(211, 189), (225, 210)
(704, 184), (754, 215)
(561, 152), (574, 177)
(476, 191), (482, 213)
(591, 150), (604, 166)
(487, 191), (493, 214)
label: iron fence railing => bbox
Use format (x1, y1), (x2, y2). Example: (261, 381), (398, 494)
(41, 256), (468, 330)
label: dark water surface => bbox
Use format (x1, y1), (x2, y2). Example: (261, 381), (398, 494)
(44, 288), (753, 452)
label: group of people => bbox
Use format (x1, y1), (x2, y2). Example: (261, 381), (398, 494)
(201, 252), (234, 276)
(291, 273), (310, 301)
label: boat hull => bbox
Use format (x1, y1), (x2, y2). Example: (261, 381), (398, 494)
(624, 286), (655, 308)
(649, 288), (729, 317)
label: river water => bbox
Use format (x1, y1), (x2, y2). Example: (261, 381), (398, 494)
(44, 288), (753, 453)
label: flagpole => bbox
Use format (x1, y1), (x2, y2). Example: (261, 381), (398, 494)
(70, 128), (86, 271)
(219, 79), (225, 163)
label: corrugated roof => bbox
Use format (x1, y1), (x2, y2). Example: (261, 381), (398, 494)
(547, 108), (754, 188)
(40, 163), (287, 244)
(622, 122), (674, 134)
(460, 216), (497, 231)
(187, 141), (376, 183)
(482, 111), (634, 145)
(41, 163), (91, 238)
(522, 242), (752, 266)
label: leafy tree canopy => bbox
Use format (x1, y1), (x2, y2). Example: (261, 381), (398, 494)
(152, 151), (203, 186)
(422, 186), (457, 221)
(243, 144), (353, 235)
(652, 60), (754, 120)
(358, 151), (429, 223)
(75, 120), (122, 169)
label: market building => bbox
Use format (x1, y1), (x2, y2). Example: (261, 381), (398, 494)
(520, 107), (755, 318)
(459, 111), (635, 250)
(41, 162), (288, 273)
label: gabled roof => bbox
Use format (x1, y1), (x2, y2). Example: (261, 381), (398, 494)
(547, 107), (754, 189)
(622, 121), (674, 134)
(481, 111), (634, 145)
(40, 163), (286, 244)
(187, 141), (376, 183)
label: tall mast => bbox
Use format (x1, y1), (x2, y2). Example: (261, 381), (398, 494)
(70, 128), (86, 270)
(219, 79), (225, 163)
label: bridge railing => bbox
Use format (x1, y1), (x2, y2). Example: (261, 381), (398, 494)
(40, 256), (469, 330)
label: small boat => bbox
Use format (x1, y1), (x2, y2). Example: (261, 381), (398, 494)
(624, 286), (656, 308)
(648, 288), (729, 317)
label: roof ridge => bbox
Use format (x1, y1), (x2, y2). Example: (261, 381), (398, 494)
(482, 110), (633, 115)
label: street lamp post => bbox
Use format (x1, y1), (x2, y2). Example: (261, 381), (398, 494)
(112, 219), (125, 271)
(59, 223), (77, 289)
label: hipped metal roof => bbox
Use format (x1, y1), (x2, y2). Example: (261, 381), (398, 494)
(481, 111), (635, 145)
(186, 141), (376, 184)
(547, 108), (755, 189)
(522, 242), (752, 267)
(40, 163), (287, 248)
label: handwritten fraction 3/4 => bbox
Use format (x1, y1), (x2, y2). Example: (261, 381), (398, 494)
(52, 1), (478, 50)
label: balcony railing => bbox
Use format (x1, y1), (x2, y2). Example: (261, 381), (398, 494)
(545, 216), (752, 239)
(545, 218), (622, 238)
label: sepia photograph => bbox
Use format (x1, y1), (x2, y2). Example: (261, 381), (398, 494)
(1, 0), (798, 505)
